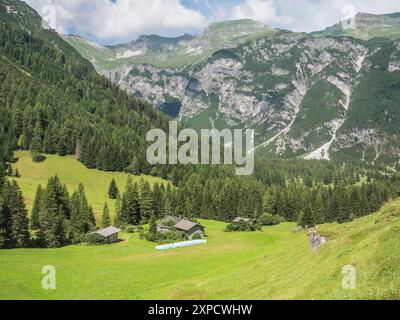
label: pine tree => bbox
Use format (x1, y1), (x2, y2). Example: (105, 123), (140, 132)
(139, 179), (155, 223)
(31, 185), (43, 230)
(153, 183), (164, 218)
(263, 189), (276, 215)
(38, 181), (66, 248)
(0, 193), (12, 248)
(30, 122), (43, 162)
(7, 181), (30, 248)
(78, 184), (95, 231)
(120, 177), (141, 225)
(149, 214), (157, 236)
(313, 192), (326, 225)
(298, 201), (316, 228)
(108, 179), (119, 199)
(102, 203), (111, 228)
(114, 193), (122, 226)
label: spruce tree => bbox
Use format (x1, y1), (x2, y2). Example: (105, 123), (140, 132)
(0, 194), (12, 248)
(149, 214), (157, 236)
(38, 178), (67, 248)
(114, 193), (122, 226)
(31, 185), (43, 230)
(120, 177), (141, 225)
(108, 179), (119, 199)
(78, 184), (95, 232)
(69, 191), (85, 244)
(7, 181), (30, 248)
(313, 192), (326, 225)
(139, 180), (155, 223)
(298, 201), (316, 228)
(153, 183), (164, 218)
(102, 203), (111, 228)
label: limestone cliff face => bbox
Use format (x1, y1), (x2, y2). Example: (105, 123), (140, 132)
(66, 16), (400, 164)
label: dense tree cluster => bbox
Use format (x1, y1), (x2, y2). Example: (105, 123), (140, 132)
(147, 162), (400, 225)
(0, 175), (95, 249)
(116, 177), (164, 226)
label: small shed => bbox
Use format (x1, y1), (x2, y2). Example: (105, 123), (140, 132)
(91, 226), (121, 243)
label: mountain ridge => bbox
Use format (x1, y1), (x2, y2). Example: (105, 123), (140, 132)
(34, 8), (400, 165)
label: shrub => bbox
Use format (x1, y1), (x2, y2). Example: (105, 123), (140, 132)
(31, 152), (46, 163)
(259, 213), (283, 226)
(226, 220), (258, 232)
(125, 225), (136, 233)
(192, 233), (202, 240)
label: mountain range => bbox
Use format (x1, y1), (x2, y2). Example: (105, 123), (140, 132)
(64, 13), (400, 165)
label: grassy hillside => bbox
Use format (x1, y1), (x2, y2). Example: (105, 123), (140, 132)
(0, 193), (399, 299)
(11, 151), (169, 220)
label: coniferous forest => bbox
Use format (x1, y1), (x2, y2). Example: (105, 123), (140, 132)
(1, 0), (400, 250)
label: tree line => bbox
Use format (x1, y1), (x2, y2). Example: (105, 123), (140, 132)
(0, 175), (95, 249)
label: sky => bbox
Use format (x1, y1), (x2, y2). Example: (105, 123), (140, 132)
(25, 0), (400, 45)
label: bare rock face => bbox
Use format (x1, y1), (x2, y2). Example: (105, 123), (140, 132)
(307, 229), (327, 251)
(68, 19), (400, 164)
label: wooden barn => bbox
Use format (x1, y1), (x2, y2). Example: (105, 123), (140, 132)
(90, 226), (121, 243)
(157, 217), (205, 239)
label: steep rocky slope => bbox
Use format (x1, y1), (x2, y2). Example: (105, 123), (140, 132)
(66, 14), (400, 165)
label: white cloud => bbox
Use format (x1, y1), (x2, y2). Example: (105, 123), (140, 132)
(25, 0), (208, 42)
(24, 0), (400, 42)
(273, 0), (400, 32)
(229, 0), (293, 26)
(211, 0), (400, 32)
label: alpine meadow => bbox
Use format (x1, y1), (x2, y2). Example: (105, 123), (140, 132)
(1, 0), (400, 302)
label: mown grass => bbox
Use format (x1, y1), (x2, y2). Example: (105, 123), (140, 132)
(1, 152), (399, 300)
(10, 151), (169, 219)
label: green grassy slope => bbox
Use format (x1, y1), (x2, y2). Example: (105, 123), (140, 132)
(0, 170), (399, 299)
(11, 151), (169, 219)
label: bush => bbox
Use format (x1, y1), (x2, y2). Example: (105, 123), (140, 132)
(31, 152), (46, 163)
(258, 213), (283, 226)
(119, 224), (136, 233)
(192, 233), (202, 240)
(226, 220), (260, 232)
(145, 229), (188, 244)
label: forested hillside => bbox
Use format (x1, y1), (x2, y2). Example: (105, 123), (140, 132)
(0, 0), (168, 249)
(2, 0), (400, 250)
(0, 0), (168, 175)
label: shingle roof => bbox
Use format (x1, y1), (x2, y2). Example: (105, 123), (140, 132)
(174, 220), (200, 232)
(233, 217), (251, 223)
(94, 226), (121, 238)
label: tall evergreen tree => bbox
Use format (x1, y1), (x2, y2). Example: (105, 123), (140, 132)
(108, 179), (119, 199)
(102, 203), (111, 228)
(120, 177), (141, 225)
(31, 185), (43, 230)
(139, 179), (155, 223)
(38, 181), (67, 248)
(7, 181), (30, 248)
(0, 193), (12, 248)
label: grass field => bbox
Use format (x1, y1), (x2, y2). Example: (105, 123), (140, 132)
(1, 152), (399, 300)
(10, 151), (169, 220)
